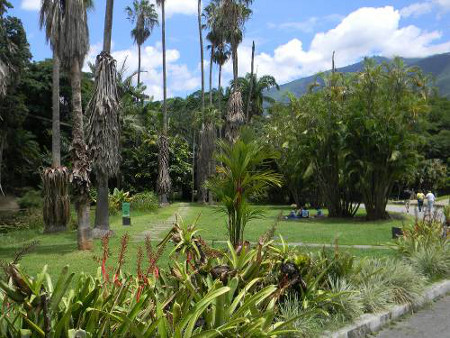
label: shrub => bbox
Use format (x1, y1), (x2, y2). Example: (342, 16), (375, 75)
(408, 245), (450, 278)
(108, 188), (132, 214)
(394, 216), (450, 279)
(328, 278), (364, 322)
(350, 258), (426, 312)
(132, 191), (158, 212)
(17, 190), (42, 209)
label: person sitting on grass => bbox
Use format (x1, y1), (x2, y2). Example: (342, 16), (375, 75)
(285, 210), (297, 220)
(301, 207), (310, 218)
(296, 208), (303, 218)
(315, 208), (324, 218)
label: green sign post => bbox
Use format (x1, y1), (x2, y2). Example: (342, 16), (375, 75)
(122, 202), (131, 226)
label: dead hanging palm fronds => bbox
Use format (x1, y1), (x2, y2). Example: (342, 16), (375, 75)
(42, 167), (70, 232)
(0, 59), (8, 97)
(157, 134), (171, 199)
(70, 138), (91, 205)
(59, 0), (90, 70)
(197, 120), (216, 202)
(225, 89), (244, 143)
(87, 51), (120, 178)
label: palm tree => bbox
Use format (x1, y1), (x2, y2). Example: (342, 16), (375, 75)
(125, 0), (158, 87)
(220, 0), (253, 142)
(207, 137), (282, 247)
(60, 0), (92, 250)
(39, 0), (70, 233)
(213, 39), (231, 116)
(231, 73), (279, 121)
(156, 0), (171, 205)
(87, 0), (121, 238)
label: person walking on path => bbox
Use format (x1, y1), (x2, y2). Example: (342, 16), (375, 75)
(417, 190), (425, 212)
(426, 191), (436, 215)
(405, 189), (415, 213)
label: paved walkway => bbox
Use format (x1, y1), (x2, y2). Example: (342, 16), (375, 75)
(134, 203), (190, 241)
(376, 295), (450, 338)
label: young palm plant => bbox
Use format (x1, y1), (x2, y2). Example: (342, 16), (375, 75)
(207, 136), (282, 247)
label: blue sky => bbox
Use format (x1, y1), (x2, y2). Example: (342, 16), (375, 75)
(10, 0), (450, 99)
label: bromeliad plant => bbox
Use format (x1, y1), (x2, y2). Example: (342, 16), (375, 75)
(207, 136), (282, 247)
(0, 222), (300, 337)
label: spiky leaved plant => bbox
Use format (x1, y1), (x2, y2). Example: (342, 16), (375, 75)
(207, 135), (282, 247)
(60, 0), (92, 250)
(40, 0), (70, 233)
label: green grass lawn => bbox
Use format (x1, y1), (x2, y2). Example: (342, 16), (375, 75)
(437, 194), (450, 202)
(0, 203), (182, 277)
(0, 203), (408, 279)
(184, 204), (411, 246)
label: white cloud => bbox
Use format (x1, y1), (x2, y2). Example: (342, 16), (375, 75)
(434, 0), (450, 10)
(277, 18), (319, 33)
(226, 6), (450, 85)
(21, 0), (40, 11)
(400, 2), (433, 17)
(150, 0), (197, 18)
(21, 0), (197, 16)
(85, 41), (199, 100)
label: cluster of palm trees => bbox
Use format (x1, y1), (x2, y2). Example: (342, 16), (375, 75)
(38, 0), (260, 250)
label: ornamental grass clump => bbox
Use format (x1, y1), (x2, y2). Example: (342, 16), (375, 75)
(394, 215), (450, 278)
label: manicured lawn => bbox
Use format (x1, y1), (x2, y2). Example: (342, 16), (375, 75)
(0, 203), (407, 279)
(437, 194), (449, 202)
(184, 204), (411, 246)
(0, 203), (181, 277)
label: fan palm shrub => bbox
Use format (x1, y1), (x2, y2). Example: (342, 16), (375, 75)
(207, 137), (282, 247)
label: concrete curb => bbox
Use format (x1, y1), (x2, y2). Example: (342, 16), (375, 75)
(325, 279), (450, 338)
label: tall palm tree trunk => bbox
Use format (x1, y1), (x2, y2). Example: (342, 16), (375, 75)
(91, 0), (120, 238)
(42, 50), (70, 233)
(209, 43), (214, 106)
(225, 38), (243, 143)
(158, 0), (171, 205)
(198, 0), (205, 111)
(52, 52), (61, 168)
(71, 59), (92, 250)
(246, 41), (255, 123)
(197, 0), (208, 203)
(218, 63), (223, 139)
(137, 43), (141, 86)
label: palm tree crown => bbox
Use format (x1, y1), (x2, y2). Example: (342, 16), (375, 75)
(125, 0), (158, 46)
(231, 73), (279, 120)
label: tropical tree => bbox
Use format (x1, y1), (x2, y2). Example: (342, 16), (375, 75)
(87, 0), (121, 238)
(156, 0), (171, 205)
(220, 0), (253, 142)
(346, 58), (429, 220)
(0, 0), (32, 196)
(125, 0), (158, 87)
(207, 133), (282, 247)
(232, 73), (279, 121)
(39, 0), (71, 233)
(60, 0), (92, 250)
(214, 36), (231, 115)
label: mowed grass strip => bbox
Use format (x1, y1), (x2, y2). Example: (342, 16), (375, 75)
(0, 203), (407, 278)
(184, 204), (411, 246)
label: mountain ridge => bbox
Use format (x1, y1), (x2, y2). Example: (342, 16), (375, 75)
(266, 53), (450, 102)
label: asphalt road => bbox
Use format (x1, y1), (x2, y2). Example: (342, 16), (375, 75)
(376, 295), (450, 338)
